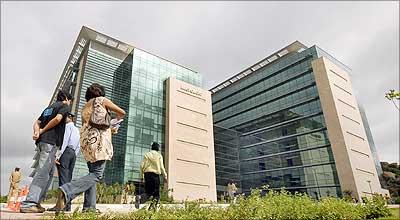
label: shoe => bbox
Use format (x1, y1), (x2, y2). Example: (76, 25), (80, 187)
(82, 208), (101, 213)
(48, 206), (71, 212)
(37, 203), (46, 212)
(20, 206), (45, 213)
(135, 195), (140, 209)
(54, 189), (66, 214)
(47, 206), (58, 212)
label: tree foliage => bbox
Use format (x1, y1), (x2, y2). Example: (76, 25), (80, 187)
(380, 162), (400, 203)
(385, 89), (400, 110)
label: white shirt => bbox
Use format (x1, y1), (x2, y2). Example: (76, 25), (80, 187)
(57, 122), (80, 159)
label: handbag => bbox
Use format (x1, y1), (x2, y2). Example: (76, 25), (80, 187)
(89, 97), (111, 130)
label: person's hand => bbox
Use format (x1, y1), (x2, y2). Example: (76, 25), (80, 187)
(164, 176), (168, 181)
(39, 129), (44, 135)
(111, 127), (119, 134)
(55, 159), (60, 165)
(32, 131), (39, 140)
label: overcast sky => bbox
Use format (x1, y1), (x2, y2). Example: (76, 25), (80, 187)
(1, 1), (399, 195)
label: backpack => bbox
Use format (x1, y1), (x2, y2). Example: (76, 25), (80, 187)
(89, 97), (111, 130)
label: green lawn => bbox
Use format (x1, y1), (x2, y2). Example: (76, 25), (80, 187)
(378, 208), (400, 220)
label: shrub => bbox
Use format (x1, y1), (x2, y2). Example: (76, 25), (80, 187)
(159, 188), (173, 203)
(51, 188), (393, 220)
(0, 195), (7, 203)
(317, 197), (365, 220)
(363, 194), (391, 219)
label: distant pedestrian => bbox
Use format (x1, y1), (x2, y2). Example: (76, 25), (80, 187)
(8, 167), (22, 204)
(135, 142), (168, 210)
(20, 90), (72, 213)
(47, 113), (80, 212)
(227, 180), (237, 203)
(122, 183), (133, 204)
(53, 83), (125, 213)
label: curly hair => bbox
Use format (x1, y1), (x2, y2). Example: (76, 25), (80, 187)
(85, 83), (105, 101)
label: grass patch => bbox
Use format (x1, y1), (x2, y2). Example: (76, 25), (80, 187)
(378, 208), (399, 220)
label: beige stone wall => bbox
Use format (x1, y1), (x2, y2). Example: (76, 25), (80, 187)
(312, 57), (388, 200)
(165, 77), (217, 202)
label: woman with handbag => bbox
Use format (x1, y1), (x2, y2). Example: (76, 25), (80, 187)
(53, 83), (125, 213)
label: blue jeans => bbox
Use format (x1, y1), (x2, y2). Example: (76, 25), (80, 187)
(60, 160), (106, 210)
(22, 142), (56, 208)
(57, 147), (76, 210)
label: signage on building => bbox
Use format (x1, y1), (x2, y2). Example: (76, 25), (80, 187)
(180, 86), (202, 97)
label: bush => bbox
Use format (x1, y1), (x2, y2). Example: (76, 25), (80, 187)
(0, 195), (7, 203)
(317, 197), (365, 220)
(363, 194), (391, 219)
(159, 188), (173, 203)
(53, 188), (394, 220)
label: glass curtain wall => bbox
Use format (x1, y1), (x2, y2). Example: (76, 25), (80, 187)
(212, 46), (342, 199)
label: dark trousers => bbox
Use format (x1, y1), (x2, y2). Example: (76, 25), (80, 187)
(57, 147), (76, 210)
(140, 172), (160, 209)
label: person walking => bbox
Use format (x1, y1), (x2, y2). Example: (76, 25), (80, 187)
(47, 113), (80, 212)
(122, 183), (132, 204)
(20, 90), (72, 213)
(135, 142), (168, 210)
(53, 83), (125, 213)
(227, 180), (237, 203)
(7, 167), (22, 204)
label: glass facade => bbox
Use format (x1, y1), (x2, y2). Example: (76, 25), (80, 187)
(123, 48), (201, 183)
(212, 46), (342, 199)
(214, 125), (241, 194)
(359, 105), (384, 180)
(71, 41), (201, 185)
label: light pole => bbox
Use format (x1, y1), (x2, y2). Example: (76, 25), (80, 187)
(366, 180), (373, 195)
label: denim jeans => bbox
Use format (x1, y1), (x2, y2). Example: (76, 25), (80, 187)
(57, 147), (76, 210)
(60, 160), (106, 210)
(21, 142), (56, 208)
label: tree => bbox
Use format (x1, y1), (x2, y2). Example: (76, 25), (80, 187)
(380, 162), (400, 204)
(385, 89), (400, 110)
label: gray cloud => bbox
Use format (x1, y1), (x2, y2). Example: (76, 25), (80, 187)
(1, 1), (398, 195)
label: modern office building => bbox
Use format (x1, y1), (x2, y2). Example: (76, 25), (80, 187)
(44, 26), (386, 202)
(48, 27), (210, 197)
(211, 41), (388, 201)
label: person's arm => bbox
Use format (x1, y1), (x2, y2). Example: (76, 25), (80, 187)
(140, 159), (145, 180)
(103, 98), (126, 120)
(58, 123), (72, 159)
(16, 173), (22, 183)
(160, 155), (168, 180)
(75, 136), (80, 156)
(40, 104), (70, 135)
(39, 114), (63, 135)
(33, 120), (41, 140)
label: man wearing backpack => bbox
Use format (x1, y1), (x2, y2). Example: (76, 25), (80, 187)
(20, 90), (72, 213)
